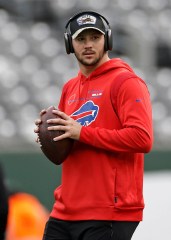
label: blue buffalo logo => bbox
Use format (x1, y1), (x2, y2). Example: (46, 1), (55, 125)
(71, 100), (99, 126)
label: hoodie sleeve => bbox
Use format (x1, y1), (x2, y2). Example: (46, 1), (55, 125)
(79, 77), (153, 153)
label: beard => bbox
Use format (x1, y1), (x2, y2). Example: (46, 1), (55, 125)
(74, 49), (105, 67)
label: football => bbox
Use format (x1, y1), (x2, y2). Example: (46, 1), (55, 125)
(38, 106), (74, 165)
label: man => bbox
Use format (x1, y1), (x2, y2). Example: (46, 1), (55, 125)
(6, 191), (49, 240)
(0, 164), (8, 240)
(34, 11), (153, 240)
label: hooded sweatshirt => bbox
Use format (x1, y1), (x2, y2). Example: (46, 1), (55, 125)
(50, 58), (153, 221)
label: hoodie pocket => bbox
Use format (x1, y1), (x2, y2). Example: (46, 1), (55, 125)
(54, 185), (62, 201)
(113, 170), (144, 210)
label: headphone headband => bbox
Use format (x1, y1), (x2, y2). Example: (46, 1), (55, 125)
(65, 11), (110, 31)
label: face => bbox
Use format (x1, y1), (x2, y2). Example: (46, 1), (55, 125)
(72, 29), (106, 67)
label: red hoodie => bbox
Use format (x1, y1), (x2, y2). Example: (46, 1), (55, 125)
(50, 58), (153, 221)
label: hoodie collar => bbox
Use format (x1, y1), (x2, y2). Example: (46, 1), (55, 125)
(78, 58), (135, 83)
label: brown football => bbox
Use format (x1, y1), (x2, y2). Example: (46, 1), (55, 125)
(38, 106), (74, 165)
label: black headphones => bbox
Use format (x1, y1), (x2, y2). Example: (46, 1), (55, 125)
(64, 11), (113, 54)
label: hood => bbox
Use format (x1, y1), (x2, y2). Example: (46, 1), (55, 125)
(78, 58), (135, 82)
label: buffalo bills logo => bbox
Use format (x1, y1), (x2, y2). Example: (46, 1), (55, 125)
(77, 15), (96, 26)
(71, 100), (99, 126)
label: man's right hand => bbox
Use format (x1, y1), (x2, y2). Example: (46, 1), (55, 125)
(34, 109), (47, 143)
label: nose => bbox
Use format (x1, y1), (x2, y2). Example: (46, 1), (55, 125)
(84, 39), (93, 48)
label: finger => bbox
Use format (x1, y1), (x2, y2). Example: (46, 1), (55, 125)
(47, 125), (68, 132)
(35, 137), (42, 147)
(52, 110), (69, 120)
(53, 132), (69, 141)
(34, 127), (39, 133)
(47, 105), (57, 110)
(35, 119), (41, 125)
(47, 118), (67, 125)
(40, 109), (46, 117)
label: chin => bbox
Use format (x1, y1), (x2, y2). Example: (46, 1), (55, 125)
(82, 58), (100, 66)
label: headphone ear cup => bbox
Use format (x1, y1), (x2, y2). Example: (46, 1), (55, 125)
(107, 29), (113, 51)
(64, 32), (74, 54)
(104, 29), (113, 51)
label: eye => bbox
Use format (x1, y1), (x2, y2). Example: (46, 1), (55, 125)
(92, 35), (100, 40)
(76, 36), (84, 41)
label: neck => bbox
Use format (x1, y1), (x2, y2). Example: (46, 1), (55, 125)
(79, 53), (110, 77)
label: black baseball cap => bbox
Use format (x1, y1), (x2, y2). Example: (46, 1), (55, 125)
(70, 12), (105, 39)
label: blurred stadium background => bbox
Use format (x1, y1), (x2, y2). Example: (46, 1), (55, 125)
(0, 0), (170, 239)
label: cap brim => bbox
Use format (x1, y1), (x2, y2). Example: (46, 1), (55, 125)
(72, 27), (105, 39)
